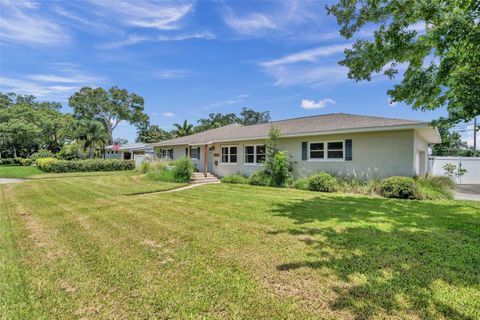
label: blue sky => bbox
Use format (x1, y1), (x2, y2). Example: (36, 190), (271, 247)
(0, 0), (475, 145)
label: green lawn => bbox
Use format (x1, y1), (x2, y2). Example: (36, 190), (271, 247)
(0, 166), (43, 178)
(1, 173), (479, 319)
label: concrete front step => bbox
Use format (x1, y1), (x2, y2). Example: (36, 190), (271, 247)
(192, 179), (221, 184)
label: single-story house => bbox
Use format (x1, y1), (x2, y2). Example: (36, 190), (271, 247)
(104, 143), (148, 160)
(149, 113), (441, 180)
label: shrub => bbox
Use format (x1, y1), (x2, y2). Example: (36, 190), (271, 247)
(146, 168), (176, 182)
(138, 161), (150, 174)
(38, 159), (135, 173)
(30, 149), (55, 161)
(0, 158), (23, 166)
(36, 157), (58, 171)
(415, 176), (454, 200)
(269, 151), (291, 187)
(249, 170), (272, 186)
(308, 172), (338, 192)
(172, 157), (194, 183)
(380, 176), (419, 199)
(292, 177), (309, 190)
(19, 158), (34, 166)
(221, 174), (249, 184)
(57, 143), (85, 160)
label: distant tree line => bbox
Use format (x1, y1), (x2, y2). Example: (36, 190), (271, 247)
(0, 88), (271, 158)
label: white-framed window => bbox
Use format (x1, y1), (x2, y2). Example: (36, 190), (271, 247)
(221, 146), (237, 163)
(161, 148), (173, 160)
(191, 147), (200, 160)
(309, 142), (324, 159)
(244, 144), (266, 164)
(309, 141), (344, 160)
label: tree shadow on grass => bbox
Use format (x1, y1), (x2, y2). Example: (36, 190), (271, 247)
(269, 195), (480, 319)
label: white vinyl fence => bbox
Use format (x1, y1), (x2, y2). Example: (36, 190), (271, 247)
(428, 156), (480, 184)
(133, 154), (152, 167)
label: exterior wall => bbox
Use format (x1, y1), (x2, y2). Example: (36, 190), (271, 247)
(153, 145), (189, 160)
(413, 131), (429, 176)
(210, 130), (415, 180)
(105, 152), (122, 159)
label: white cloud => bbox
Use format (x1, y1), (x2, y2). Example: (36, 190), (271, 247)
(0, 66), (104, 100)
(260, 44), (350, 67)
(265, 64), (349, 87)
(222, 1), (326, 38)
(87, 0), (193, 30)
(260, 44), (351, 87)
(223, 9), (276, 35)
(162, 112), (175, 117)
(28, 73), (99, 84)
(103, 31), (215, 48)
(154, 70), (191, 79)
(0, 0), (69, 46)
(205, 94), (250, 110)
(301, 98), (336, 109)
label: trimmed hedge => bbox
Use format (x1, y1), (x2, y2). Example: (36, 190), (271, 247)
(380, 176), (419, 199)
(39, 159), (135, 173)
(0, 158), (23, 166)
(36, 157), (58, 171)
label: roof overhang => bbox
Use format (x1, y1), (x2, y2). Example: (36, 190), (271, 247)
(148, 123), (441, 147)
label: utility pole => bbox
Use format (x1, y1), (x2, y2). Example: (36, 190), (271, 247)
(474, 117), (478, 157)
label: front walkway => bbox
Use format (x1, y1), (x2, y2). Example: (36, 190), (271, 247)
(455, 184), (480, 201)
(0, 178), (26, 184)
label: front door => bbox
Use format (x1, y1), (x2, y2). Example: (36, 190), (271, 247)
(208, 148), (214, 172)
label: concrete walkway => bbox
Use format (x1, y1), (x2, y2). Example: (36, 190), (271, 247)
(163, 181), (220, 193)
(455, 184), (480, 201)
(0, 178), (26, 184)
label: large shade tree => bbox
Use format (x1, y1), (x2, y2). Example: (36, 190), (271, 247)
(327, 0), (480, 124)
(69, 86), (149, 144)
(0, 93), (71, 158)
(136, 124), (172, 143)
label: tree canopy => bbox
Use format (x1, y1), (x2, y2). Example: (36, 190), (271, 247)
(194, 107), (271, 134)
(136, 124), (172, 143)
(69, 86), (149, 144)
(172, 120), (194, 137)
(431, 123), (469, 156)
(327, 0), (480, 124)
(0, 93), (71, 158)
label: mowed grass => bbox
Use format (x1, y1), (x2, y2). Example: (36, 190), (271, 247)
(0, 166), (43, 178)
(1, 174), (479, 319)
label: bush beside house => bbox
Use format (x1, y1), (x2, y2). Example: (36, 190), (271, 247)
(142, 157), (193, 183)
(221, 170), (454, 201)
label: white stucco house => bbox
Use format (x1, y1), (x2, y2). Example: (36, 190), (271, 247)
(147, 113), (440, 180)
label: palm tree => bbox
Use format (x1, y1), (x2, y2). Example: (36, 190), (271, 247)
(172, 120), (194, 137)
(71, 119), (109, 158)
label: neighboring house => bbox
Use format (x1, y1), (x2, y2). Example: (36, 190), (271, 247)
(150, 113), (441, 180)
(104, 143), (149, 160)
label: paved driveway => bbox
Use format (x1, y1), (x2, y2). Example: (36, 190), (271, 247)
(0, 178), (26, 184)
(455, 184), (480, 201)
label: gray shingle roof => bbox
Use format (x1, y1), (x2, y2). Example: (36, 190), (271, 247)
(152, 113), (429, 146)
